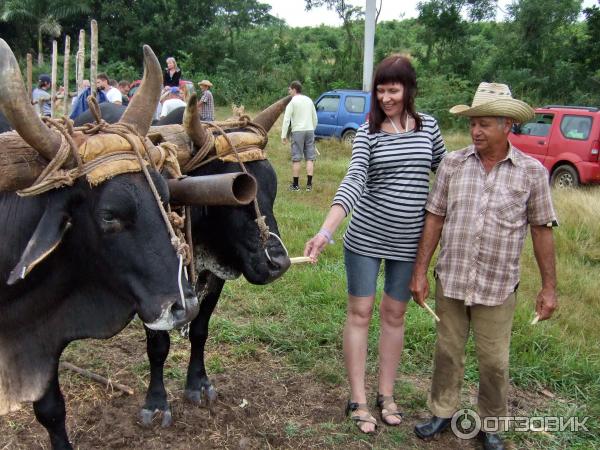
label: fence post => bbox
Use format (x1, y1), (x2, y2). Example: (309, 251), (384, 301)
(51, 40), (58, 118)
(26, 53), (33, 101)
(77, 29), (85, 92)
(90, 20), (98, 99)
(63, 35), (71, 117)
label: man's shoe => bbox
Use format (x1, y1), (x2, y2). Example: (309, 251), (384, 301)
(306, 184), (312, 192)
(478, 432), (505, 450)
(414, 416), (451, 440)
(288, 184), (300, 191)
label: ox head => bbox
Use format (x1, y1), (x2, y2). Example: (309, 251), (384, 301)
(182, 97), (292, 284)
(191, 159), (290, 284)
(0, 39), (198, 330)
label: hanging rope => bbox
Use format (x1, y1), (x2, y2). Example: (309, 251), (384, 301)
(198, 121), (271, 246)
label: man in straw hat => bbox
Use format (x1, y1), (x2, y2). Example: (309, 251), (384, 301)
(197, 79), (214, 121)
(409, 82), (558, 450)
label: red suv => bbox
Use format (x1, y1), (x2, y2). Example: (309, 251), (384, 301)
(510, 105), (600, 187)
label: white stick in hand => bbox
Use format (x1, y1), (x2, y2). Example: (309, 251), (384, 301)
(531, 314), (540, 325)
(423, 302), (441, 322)
(290, 256), (312, 264)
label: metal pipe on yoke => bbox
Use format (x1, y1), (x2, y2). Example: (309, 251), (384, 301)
(167, 172), (257, 207)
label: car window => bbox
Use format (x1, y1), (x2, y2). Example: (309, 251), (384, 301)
(345, 96), (366, 113)
(561, 115), (592, 140)
(316, 96), (340, 113)
(520, 114), (553, 137)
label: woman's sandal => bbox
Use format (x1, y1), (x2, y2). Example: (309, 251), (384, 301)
(345, 400), (377, 434)
(376, 393), (403, 426)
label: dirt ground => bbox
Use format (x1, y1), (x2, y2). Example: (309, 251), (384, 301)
(0, 322), (551, 450)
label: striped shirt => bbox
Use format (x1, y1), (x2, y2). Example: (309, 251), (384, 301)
(333, 115), (447, 261)
(426, 144), (557, 306)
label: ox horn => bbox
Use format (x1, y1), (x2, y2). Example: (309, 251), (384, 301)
(118, 45), (162, 136)
(0, 39), (61, 161)
(252, 95), (292, 132)
(183, 93), (210, 149)
(167, 172), (257, 206)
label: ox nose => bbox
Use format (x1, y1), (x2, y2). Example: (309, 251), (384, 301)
(171, 293), (200, 328)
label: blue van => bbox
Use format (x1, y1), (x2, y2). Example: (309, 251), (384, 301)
(314, 90), (371, 145)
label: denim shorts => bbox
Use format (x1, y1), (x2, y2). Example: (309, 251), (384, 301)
(344, 247), (414, 302)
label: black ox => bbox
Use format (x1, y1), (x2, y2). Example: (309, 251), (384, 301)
(141, 97), (292, 424)
(0, 41), (199, 450)
(77, 94), (293, 424)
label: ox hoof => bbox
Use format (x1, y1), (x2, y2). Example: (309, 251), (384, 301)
(184, 385), (218, 407)
(139, 407), (173, 428)
(204, 385), (218, 404)
(184, 389), (202, 405)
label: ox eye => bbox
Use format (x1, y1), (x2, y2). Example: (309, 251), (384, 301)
(99, 210), (125, 234)
(101, 212), (116, 223)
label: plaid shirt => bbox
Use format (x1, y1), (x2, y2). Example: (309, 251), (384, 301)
(426, 144), (557, 306)
(199, 89), (214, 121)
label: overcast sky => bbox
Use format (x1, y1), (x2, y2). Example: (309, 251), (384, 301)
(262, 0), (598, 28)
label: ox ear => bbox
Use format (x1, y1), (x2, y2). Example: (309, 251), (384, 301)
(7, 197), (72, 285)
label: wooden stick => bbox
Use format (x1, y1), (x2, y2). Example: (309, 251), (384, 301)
(423, 302), (440, 322)
(77, 29), (85, 92)
(90, 20), (98, 99)
(60, 361), (134, 395)
(531, 314), (540, 325)
(51, 40), (58, 118)
(290, 256), (312, 264)
(63, 35), (70, 117)
(26, 53), (32, 100)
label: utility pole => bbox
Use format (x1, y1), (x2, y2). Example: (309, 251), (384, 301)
(362, 0), (376, 92)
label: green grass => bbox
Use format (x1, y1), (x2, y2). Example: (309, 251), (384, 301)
(208, 109), (599, 448)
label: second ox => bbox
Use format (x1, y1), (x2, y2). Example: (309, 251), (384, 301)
(68, 90), (292, 425)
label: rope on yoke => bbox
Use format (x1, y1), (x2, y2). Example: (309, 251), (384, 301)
(201, 120), (271, 247)
(17, 99), (192, 268)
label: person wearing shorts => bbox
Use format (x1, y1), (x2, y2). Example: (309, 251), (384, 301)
(281, 80), (318, 191)
(304, 54), (446, 434)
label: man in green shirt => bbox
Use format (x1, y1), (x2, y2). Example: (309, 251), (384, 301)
(281, 81), (318, 191)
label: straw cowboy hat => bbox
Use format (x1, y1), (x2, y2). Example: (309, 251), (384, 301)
(198, 79), (213, 88)
(450, 82), (534, 123)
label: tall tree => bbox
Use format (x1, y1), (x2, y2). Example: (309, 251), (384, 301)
(304, 0), (364, 87)
(416, 0), (496, 69)
(1, 0), (90, 65)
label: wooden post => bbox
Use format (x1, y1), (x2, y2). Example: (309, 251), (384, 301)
(90, 20), (98, 99)
(77, 29), (85, 92)
(51, 40), (58, 118)
(26, 54), (33, 101)
(63, 36), (70, 117)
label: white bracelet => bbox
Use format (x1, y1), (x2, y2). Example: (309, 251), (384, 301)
(318, 228), (334, 244)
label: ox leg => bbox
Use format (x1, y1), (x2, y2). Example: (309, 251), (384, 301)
(33, 370), (72, 450)
(140, 327), (173, 427)
(184, 273), (224, 407)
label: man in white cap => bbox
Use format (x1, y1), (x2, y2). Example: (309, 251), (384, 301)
(197, 79), (214, 121)
(409, 83), (558, 450)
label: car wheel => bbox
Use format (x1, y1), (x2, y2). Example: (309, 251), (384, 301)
(341, 130), (356, 146)
(550, 164), (579, 188)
